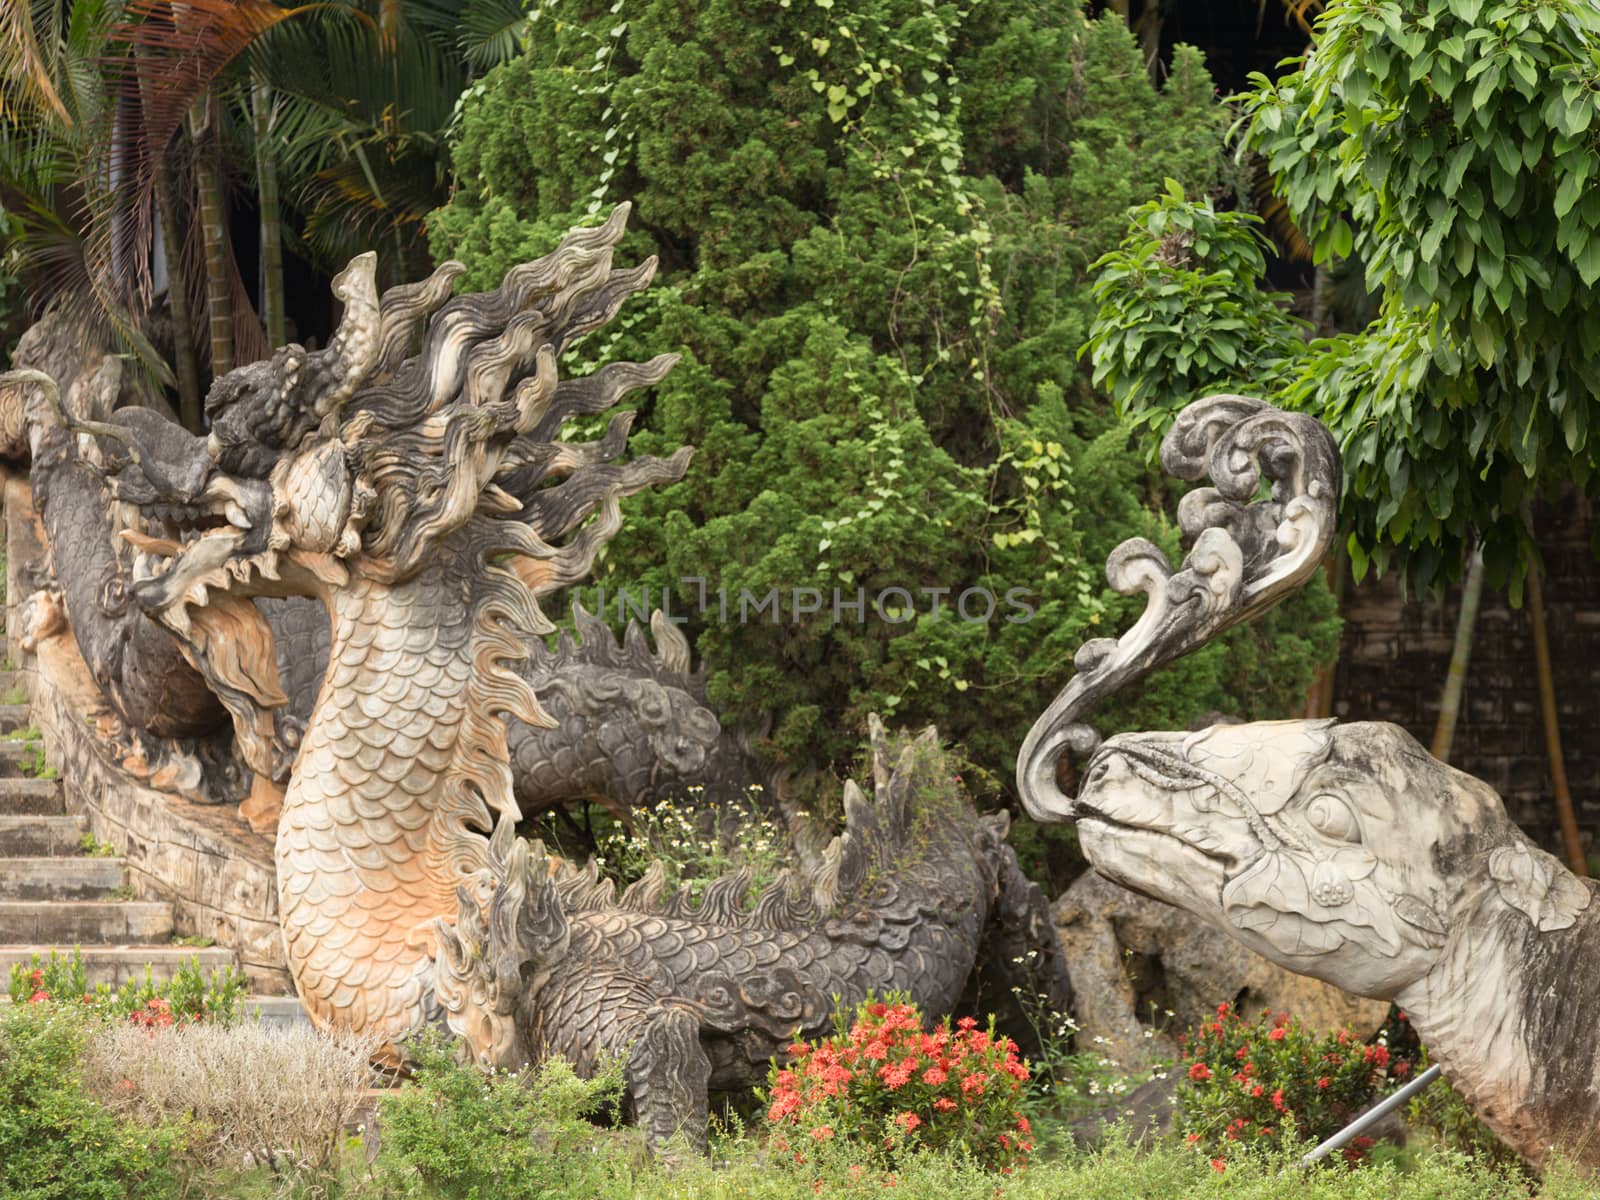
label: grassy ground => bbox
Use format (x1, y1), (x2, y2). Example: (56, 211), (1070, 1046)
(201, 1136), (1596, 1200)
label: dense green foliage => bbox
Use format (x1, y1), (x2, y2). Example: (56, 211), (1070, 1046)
(1089, 0), (1600, 595)
(430, 0), (1341, 809)
(0, 993), (1579, 1198)
(0, 1003), (192, 1200)
(1087, 180), (1311, 441)
(372, 1032), (631, 1198)
(7, 948), (247, 1024)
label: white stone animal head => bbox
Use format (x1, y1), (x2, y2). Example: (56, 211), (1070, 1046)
(1073, 719), (1590, 997)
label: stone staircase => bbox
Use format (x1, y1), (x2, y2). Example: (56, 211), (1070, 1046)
(0, 670), (305, 1027)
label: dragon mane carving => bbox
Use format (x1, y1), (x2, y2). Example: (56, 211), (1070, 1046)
(6, 207), (1070, 1150)
(1019, 394), (1600, 1171)
(2, 274), (772, 830)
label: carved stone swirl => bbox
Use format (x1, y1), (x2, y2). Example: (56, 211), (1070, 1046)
(1016, 394), (1341, 824)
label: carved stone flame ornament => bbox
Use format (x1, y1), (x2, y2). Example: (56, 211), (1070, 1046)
(1016, 394), (1341, 822)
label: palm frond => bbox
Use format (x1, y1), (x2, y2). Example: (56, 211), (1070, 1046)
(108, 0), (367, 307)
(457, 0), (529, 71)
(0, 0), (73, 125)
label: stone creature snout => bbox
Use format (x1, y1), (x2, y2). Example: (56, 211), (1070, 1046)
(1073, 719), (1591, 999)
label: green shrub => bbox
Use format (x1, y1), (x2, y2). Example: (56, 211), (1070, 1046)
(7, 948), (245, 1026)
(0, 1001), (191, 1199)
(1176, 1002), (1414, 1162)
(765, 995), (1032, 1173)
(373, 1030), (631, 1198)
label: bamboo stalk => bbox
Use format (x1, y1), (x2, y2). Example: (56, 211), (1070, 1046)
(189, 96), (233, 381)
(252, 76), (284, 349)
(1525, 552), (1586, 876)
(1429, 546), (1484, 764)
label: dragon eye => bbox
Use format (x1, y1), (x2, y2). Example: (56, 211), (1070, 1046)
(1306, 793), (1360, 842)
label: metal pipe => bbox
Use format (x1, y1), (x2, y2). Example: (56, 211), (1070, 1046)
(1299, 1064), (1442, 1166)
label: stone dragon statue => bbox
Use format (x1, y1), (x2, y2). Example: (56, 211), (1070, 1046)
(5, 207), (1069, 1150)
(1016, 394), (1600, 1171)
(3, 317), (768, 824)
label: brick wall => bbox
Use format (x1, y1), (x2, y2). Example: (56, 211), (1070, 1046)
(1331, 496), (1598, 861)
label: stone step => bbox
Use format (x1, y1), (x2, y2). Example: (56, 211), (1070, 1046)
(0, 945), (237, 989)
(0, 778), (62, 816)
(0, 900), (172, 943)
(0, 739), (48, 780)
(0, 857), (126, 900)
(0, 815), (85, 856)
(0, 705), (30, 735)
(244, 994), (311, 1028)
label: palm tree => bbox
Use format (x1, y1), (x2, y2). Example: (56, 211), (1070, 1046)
(3, 0), (516, 427)
(0, 0), (176, 390)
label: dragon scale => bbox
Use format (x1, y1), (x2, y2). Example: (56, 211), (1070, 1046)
(276, 528), (545, 1047)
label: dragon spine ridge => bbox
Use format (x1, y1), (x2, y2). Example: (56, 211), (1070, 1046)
(438, 722), (1004, 1148)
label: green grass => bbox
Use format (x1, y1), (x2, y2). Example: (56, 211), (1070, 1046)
(20, 742), (55, 778)
(197, 1134), (1597, 1200)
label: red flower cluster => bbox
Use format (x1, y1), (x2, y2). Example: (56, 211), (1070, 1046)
(128, 996), (177, 1029)
(765, 996), (1033, 1173)
(1178, 1001), (1420, 1165)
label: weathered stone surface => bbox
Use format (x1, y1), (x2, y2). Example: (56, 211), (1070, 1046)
(0, 856), (126, 900)
(1068, 717), (1600, 1172)
(1016, 394), (1341, 827)
(0, 778), (63, 815)
(244, 994), (310, 1028)
(1052, 870), (1388, 1071)
(0, 899), (172, 943)
(5, 475), (52, 662)
(0, 814), (86, 855)
(27, 615), (289, 993)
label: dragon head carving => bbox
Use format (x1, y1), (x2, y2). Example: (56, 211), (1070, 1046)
(90, 205), (690, 783)
(1074, 718), (1592, 997)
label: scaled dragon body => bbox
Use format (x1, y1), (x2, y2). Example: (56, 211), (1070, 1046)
(262, 595), (771, 824)
(3, 346), (762, 825)
(23, 208), (1069, 1148)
